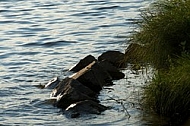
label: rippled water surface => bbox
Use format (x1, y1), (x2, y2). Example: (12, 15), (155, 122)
(0, 0), (153, 125)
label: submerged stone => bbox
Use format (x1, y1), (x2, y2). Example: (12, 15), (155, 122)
(69, 55), (97, 72)
(65, 100), (107, 118)
(44, 77), (60, 89)
(45, 50), (127, 118)
(51, 77), (98, 109)
(76, 62), (112, 92)
(98, 50), (125, 68)
(98, 60), (125, 80)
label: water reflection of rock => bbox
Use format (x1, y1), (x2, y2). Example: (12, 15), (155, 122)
(44, 50), (125, 118)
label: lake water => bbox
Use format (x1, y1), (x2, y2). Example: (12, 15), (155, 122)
(0, 0), (156, 125)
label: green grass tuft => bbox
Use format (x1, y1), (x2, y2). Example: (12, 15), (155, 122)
(144, 55), (190, 124)
(127, 0), (190, 69)
(124, 0), (190, 124)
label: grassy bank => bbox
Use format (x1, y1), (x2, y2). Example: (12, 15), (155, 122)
(125, 0), (190, 69)
(124, 0), (190, 125)
(144, 55), (190, 124)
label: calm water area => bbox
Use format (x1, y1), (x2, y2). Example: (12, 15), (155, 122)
(0, 0), (166, 125)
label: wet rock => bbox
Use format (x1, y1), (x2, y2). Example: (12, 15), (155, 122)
(45, 50), (128, 117)
(98, 50), (125, 68)
(44, 77), (60, 89)
(98, 60), (125, 80)
(51, 77), (97, 98)
(76, 62), (112, 92)
(51, 78), (98, 109)
(70, 61), (96, 80)
(69, 55), (97, 72)
(50, 77), (68, 97)
(65, 100), (107, 118)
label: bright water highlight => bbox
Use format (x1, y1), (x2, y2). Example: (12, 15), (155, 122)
(0, 0), (153, 125)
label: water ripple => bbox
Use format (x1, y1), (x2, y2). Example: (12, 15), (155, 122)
(0, 0), (152, 125)
(96, 5), (120, 10)
(21, 40), (77, 47)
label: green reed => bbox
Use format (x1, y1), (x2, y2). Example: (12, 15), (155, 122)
(124, 0), (190, 124)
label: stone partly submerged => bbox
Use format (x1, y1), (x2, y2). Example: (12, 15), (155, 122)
(44, 77), (60, 89)
(65, 100), (108, 118)
(69, 55), (97, 72)
(51, 77), (98, 109)
(98, 60), (125, 80)
(75, 62), (113, 92)
(98, 50), (125, 68)
(44, 50), (125, 118)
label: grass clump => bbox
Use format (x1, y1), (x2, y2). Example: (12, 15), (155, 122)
(125, 0), (190, 69)
(124, 0), (190, 124)
(144, 55), (190, 124)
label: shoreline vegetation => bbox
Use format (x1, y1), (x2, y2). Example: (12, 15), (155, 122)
(124, 0), (190, 125)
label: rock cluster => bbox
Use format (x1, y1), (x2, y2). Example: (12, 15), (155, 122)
(45, 51), (125, 118)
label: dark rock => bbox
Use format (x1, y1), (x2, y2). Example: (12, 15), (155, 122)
(69, 55), (97, 72)
(98, 50), (125, 68)
(98, 60), (125, 80)
(44, 77), (60, 89)
(51, 78), (98, 109)
(70, 61), (96, 80)
(76, 62), (112, 92)
(46, 50), (127, 117)
(65, 100), (107, 118)
(50, 77), (68, 98)
(55, 89), (98, 109)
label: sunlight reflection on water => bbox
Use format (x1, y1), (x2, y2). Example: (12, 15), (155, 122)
(0, 0), (153, 125)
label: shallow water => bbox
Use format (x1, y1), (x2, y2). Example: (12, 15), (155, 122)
(0, 0), (156, 125)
